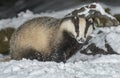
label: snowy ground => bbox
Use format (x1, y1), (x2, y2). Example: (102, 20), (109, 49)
(0, 56), (120, 78)
(0, 3), (120, 78)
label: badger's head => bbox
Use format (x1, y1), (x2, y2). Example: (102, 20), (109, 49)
(61, 16), (95, 44)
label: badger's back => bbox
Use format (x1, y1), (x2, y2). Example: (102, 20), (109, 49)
(10, 17), (61, 60)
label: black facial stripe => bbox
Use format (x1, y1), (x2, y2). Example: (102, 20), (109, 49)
(84, 20), (89, 38)
(84, 19), (94, 38)
(71, 16), (79, 37)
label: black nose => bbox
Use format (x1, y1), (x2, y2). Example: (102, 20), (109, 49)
(79, 38), (85, 42)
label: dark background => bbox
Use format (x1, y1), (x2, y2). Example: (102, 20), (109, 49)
(0, 0), (120, 19)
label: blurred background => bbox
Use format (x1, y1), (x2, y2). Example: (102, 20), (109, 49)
(0, 0), (120, 19)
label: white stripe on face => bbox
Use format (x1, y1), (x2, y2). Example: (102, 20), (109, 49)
(76, 18), (86, 43)
(61, 17), (93, 44)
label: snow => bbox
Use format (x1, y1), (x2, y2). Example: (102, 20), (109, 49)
(77, 3), (116, 19)
(99, 3), (120, 15)
(84, 26), (120, 53)
(91, 3), (115, 19)
(0, 10), (72, 29)
(0, 3), (120, 78)
(0, 58), (120, 78)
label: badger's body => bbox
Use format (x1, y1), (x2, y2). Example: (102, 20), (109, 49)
(10, 16), (94, 62)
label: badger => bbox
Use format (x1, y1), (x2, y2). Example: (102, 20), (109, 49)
(10, 15), (94, 62)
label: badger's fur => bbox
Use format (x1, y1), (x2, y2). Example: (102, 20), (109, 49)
(10, 16), (94, 62)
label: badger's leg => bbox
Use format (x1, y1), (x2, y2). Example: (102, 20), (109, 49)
(11, 48), (43, 61)
(51, 50), (66, 63)
(23, 49), (43, 61)
(50, 42), (81, 63)
(50, 31), (81, 63)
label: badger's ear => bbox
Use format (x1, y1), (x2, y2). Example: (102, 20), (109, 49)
(88, 17), (93, 23)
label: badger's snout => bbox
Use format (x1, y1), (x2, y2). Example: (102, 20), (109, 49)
(76, 37), (86, 43)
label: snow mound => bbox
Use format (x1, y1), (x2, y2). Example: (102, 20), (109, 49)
(83, 3), (115, 19)
(66, 3), (115, 19)
(65, 3), (119, 26)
